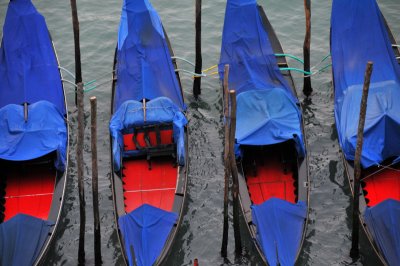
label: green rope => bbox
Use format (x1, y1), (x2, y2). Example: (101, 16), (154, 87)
(279, 67), (312, 75)
(320, 53), (331, 63)
(274, 53), (304, 64)
(318, 63), (332, 73)
(84, 86), (97, 93)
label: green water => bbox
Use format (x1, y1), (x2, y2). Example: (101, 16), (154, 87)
(0, 0), (399, 265)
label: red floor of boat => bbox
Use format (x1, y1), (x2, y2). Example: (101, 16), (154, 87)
(245, 155), (296, 205)
(363, 167), (400, 207)
(4, 165), (55, 221)
(122, 130), (177, 213)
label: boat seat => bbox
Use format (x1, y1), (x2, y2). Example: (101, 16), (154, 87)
(123, 123), (176, 169)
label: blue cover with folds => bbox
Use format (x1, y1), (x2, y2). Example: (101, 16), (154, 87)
(114, 0), (185, 112)
(118, 204), (178, 266)
(251, 198), (307, 266)
(218, 0), (304, 156)
(0, 0), (65, 114)
(110, 97), (187, 172)
(331, 0), (400, 168)
(0, 101), (67, 171)
(0, 214), (53, 266)
(364, 199), (400, 265)
(237, 90), (305, 157)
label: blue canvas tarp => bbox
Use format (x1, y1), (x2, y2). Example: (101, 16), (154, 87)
(0, 0), (65, 114)
(331, 0), (400, 168)
(364, 199), (400, 265)
(0, 214), (53, 266)
(118, 204), (178, 266)
(114, 0), (185, 112)
(110, 97), (187, 172)
(236, 90), (305, 157)
(251, 198), (307, 266)
(218, 0), (304, 156)
(0, 101), (67, 171)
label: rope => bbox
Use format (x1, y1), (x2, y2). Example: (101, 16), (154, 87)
(311, 53), (331, 71)
(84, 70), (116, 87)
(62, 79), (78, 87)
(84, 79), (115, 92)
(203, 65), (218, 73)
(275, 53), (304, 64)
(175, 68), (206, 77)
(362, 161), (400, 181)
(279, 67), (312, 75)
(59, 66), (76, 79)
(171, 56), (195, 67)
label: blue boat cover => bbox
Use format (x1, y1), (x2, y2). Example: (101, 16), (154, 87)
(118, 204), (178, 266)
(110, 97), (187, 172)
(114, 0), (185, 112)
(0, 0), (65, 114)
(251, 198), (307, 266)
(364, 199), (400, 265)
(0, 101), (67, 171)
(0, 214), (53, 266)
(331, 0), (400, 168)
(218, 0), (305, 157)
(237, 90), (305, 157)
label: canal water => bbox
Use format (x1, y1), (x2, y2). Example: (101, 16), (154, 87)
(0, 0), (399, 265)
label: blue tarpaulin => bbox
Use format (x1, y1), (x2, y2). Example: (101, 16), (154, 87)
(114, 0), (185, 112)
(251, 198), (307, 266)
(0, 101), (67, 171)
(331, 0), (400, 168)
(364, 199), (400, 265)
(236, 90), (305, 157)
(218, 0), (305, 156)
(0, 214), (53, 266)
(118, 204), (178, 266)
(110, 97), (187, 172)
(0, 0), (65, 114)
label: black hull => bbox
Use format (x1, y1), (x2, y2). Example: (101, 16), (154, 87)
(333, 12), (400, 266)
(36, 39), (69, 266)
(110, 28), (188, 265)
(233, 5), (310, 265)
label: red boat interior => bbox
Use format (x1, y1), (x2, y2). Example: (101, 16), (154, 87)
(362, 163), (400, 207)
(242, 142), (298, 205)
(1, 155), (56, 222)
(122, 128), (177, 213)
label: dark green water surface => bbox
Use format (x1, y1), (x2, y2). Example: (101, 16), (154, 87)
(0, 0), (399, 265)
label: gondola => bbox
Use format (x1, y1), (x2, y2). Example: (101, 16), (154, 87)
(218, 0), (309, 265)
(331, 0), (400, 265)
(109, 0), (188, 265)
(0, 0), (69, 265)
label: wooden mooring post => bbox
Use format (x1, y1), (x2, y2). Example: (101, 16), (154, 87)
(221, 65), (230, 257)
(70, 0), (82, 105)
(90, 97), (102, 265)
(70, 0), (85, 264)
(229, 90), (242, 254)
(193, 0), (202, 98)
(77, 82), (86, 266)
(350, 61), (373, 259)
(303, 0), (312, 96)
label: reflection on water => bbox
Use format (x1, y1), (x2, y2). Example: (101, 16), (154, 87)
(0, 0), (399, 265)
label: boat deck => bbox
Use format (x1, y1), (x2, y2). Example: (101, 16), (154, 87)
(2, 164), (55, 221)
(243, 145), (297, 205)
(122, 131), (177, 213)
(363, 165), (400, 207)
